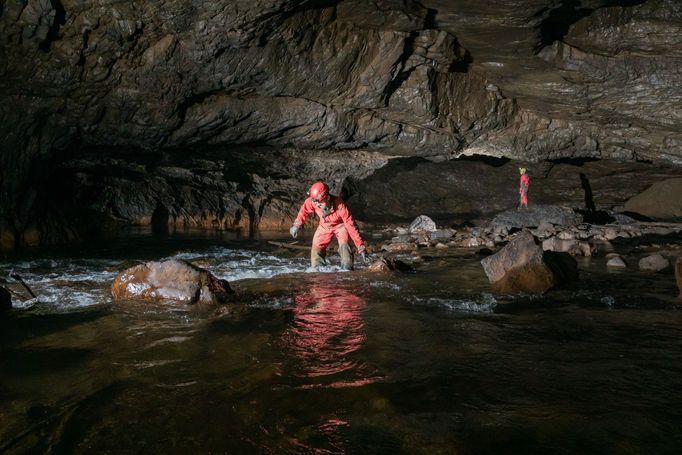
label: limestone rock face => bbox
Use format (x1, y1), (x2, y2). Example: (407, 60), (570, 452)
(111, 260), (233, 304)
(624, 179), (682, 220)
(1, 0), (682, 248)
(480, 230), (578, 294)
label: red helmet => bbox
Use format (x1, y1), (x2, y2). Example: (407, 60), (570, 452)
(308, 181), (329, 202)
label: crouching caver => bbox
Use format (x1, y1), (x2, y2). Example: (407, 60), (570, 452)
(290, 181), (367, 270)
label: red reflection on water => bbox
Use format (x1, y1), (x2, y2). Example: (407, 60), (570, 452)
(283, 280), (367, 379)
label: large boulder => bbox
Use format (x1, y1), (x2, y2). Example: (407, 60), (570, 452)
(624, 178), (682, 220)
(0, 286), (11, 312)
(675, 255), (682, 299)
(489, 205), (582, 233)
(480, 230), (578, 294)
(409, 215), (437, 233)
(111, 260), (233, 304)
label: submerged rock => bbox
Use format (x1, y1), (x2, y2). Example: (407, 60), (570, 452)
(606, 256), (627, 269)
(366, 258), (414, 273)
(638, 254), (670, 272)
(111, 260), (233, 304)
(480, 230), (578, 295)
(0, 286), (11, 312)
(381, 242), (417, 253)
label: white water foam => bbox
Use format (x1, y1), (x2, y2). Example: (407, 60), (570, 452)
(167, 247), (311, 280)
(0, 247), (323, 312)
(412, 293), (497, 313)
(369, 281), (401, 291)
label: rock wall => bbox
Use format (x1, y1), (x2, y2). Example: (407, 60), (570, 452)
(1, 0), (681, 248)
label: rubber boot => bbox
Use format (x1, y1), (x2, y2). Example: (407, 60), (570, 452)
(339, 243), (354, 270)
(311, 248), (326, 269)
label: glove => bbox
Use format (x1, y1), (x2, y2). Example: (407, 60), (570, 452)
(289, 225), (299, 238)
(358, 246), (368, 263)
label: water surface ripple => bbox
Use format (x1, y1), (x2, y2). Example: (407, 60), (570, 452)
(1, 231), (681, 453)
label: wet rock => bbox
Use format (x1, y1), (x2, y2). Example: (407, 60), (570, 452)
(366, 258), (414, 273)
(0, 286), (11, 312)
(648, 227), (672, 236)
(607, 256), (628, 269)
(557, 230), (575, 240)
(428, 229), (455, 241)
(591, 240), (614, 254)
(467, 237), (482, 248)
(409, 215), (437, 233)
(578, 242), (593, 257)
(381, 242), (417, 253)
(638, 254), (670, 272)
(611, 212), (639, 225)
(111, 260), (233, 304)
(543, 237), (571, 251)
(435, 242), (448, 249)
(604, 227), (620, 240)
(543, 238), (593, 257)
(675, 255), (682, 299)
(480, 230), (578, 295)
(624, 179), (682, 220)
(489, 205), (582, 232)
(391, 234), (413, 243)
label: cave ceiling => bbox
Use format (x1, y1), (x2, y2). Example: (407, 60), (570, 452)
(1, 0), (680, 165)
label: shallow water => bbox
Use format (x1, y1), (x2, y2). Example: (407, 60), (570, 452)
(1, 228), (682, 454)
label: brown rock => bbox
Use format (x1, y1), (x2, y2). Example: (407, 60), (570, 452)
(111, 260), (233, 304)
(480, 230), (578, 294)
(381, 242), (417, 253)
(624, 179), (682, 220)
(366, 258), (414, 273)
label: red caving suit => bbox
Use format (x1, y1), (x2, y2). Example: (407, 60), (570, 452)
(294, 195), (364, 268)
(519, 173), (530, 207)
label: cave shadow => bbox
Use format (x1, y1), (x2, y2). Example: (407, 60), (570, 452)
(534, 0), (647, 53)
(547, 157), (600, 166)
(579, 172), (595, 211)
(38, 0), (66, 53)
(341, 156), (432, 203)
(456, 155), (510, 167)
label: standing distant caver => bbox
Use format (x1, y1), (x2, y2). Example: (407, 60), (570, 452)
(518, 167), (530, 210)
(290, 181), (367, 270)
